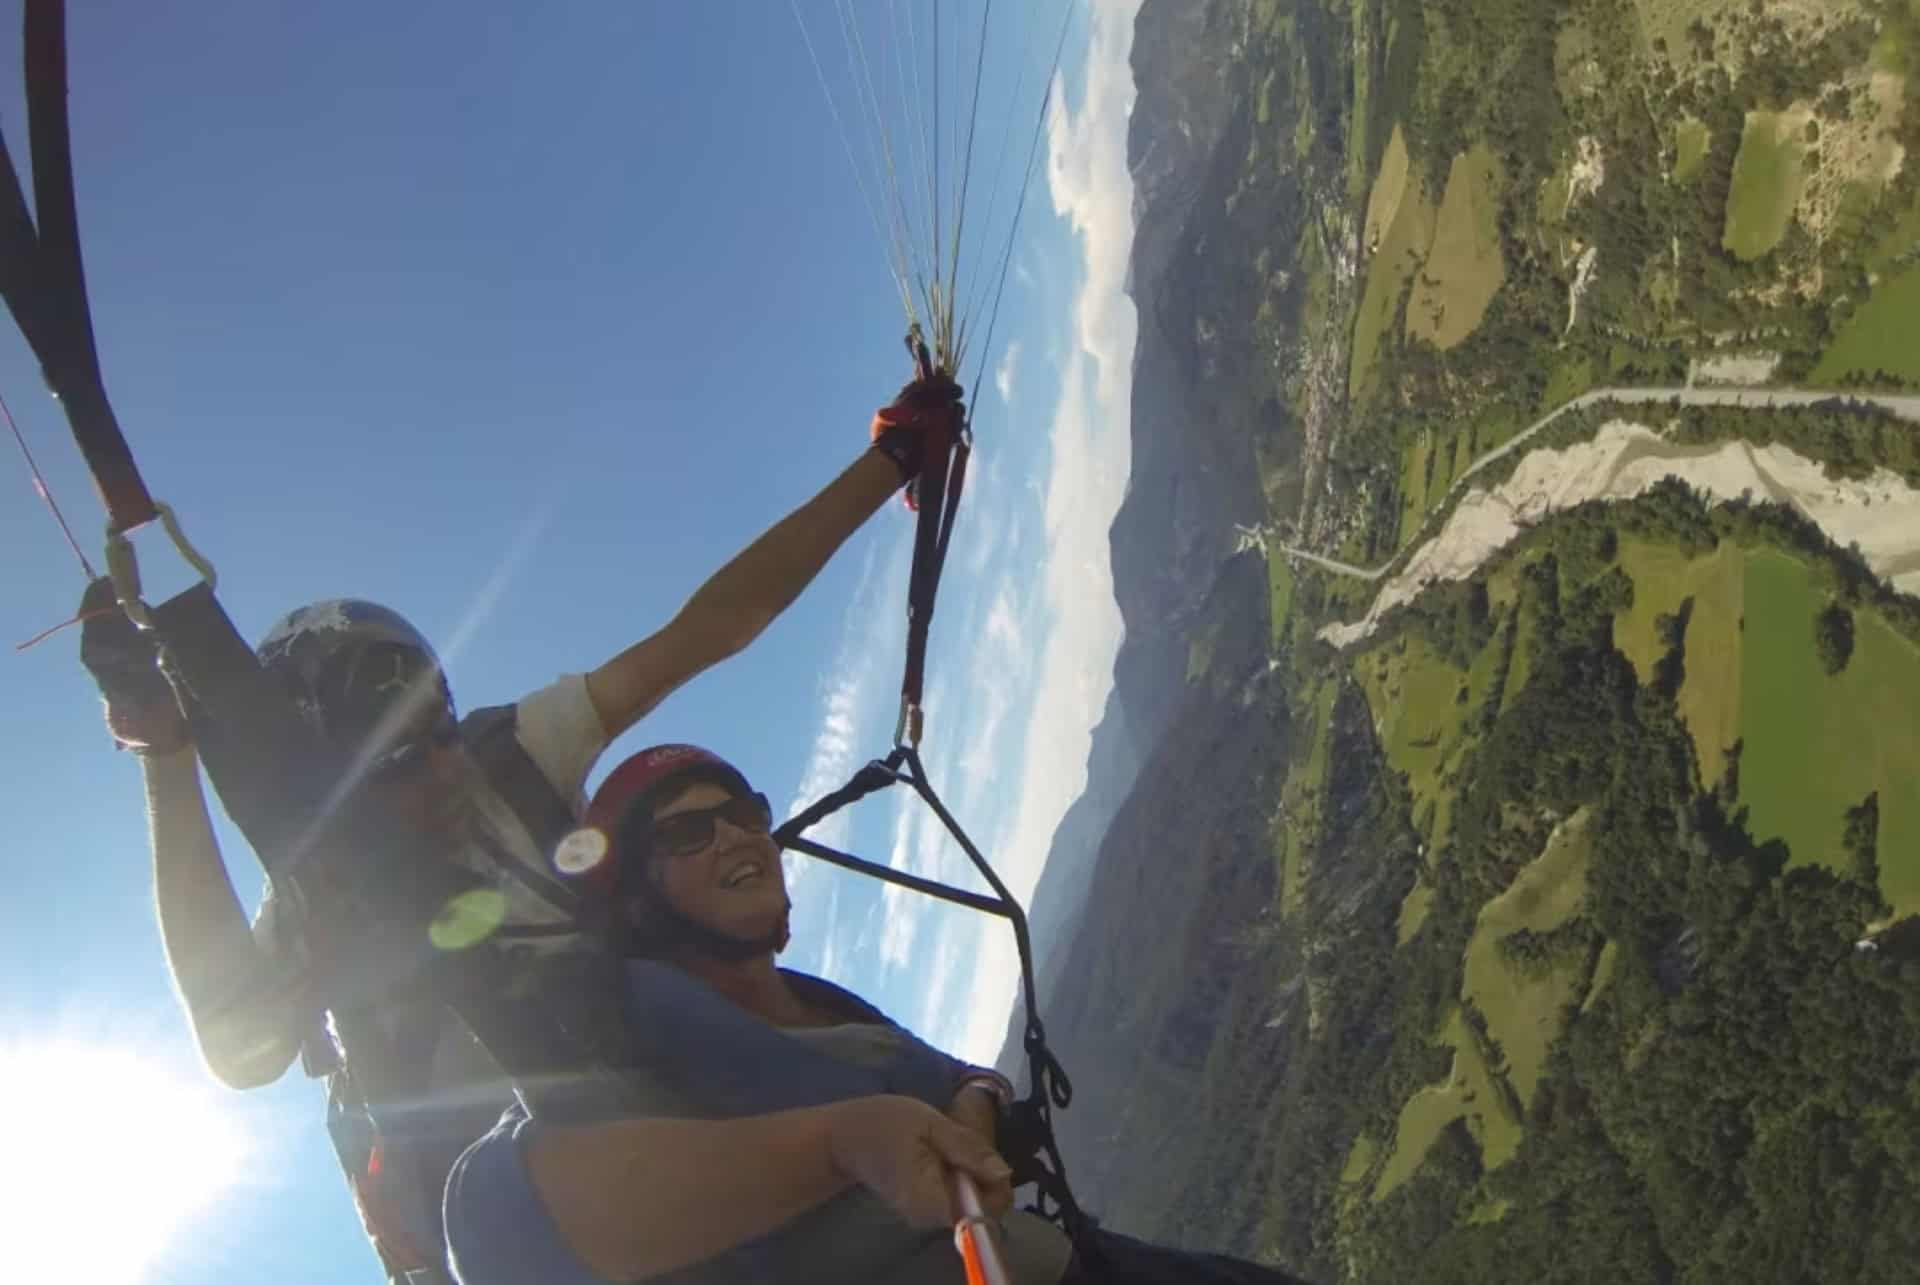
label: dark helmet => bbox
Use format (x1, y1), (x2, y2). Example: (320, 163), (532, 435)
(255, 599), (454, 748)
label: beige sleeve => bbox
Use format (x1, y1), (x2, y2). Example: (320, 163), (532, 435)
(513, 673), (614, 808)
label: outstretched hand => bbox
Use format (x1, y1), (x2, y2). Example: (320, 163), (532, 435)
(870, 375), (965, 496)
(78, 577), (188, 755)
(826, 1094), (1013, 1230)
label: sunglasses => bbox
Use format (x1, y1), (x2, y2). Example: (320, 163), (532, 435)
(645, 792), (775, 857)
(367, 717), (459, 783)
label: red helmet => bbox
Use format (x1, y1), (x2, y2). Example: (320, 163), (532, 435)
(554, 744), (752, 895)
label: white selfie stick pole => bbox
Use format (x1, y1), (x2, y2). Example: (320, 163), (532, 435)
(950, 1171), (1016, 1285)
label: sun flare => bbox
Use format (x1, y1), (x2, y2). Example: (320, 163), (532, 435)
(0, 1037), (253, 1284)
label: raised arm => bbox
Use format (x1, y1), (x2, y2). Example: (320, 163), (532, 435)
(142, 745), (304, 1089)
(584, 379), (963, 739)
(81, 580), (303, 1090)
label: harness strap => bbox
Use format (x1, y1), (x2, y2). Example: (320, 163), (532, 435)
(461, 705), (578, 860)
(897, 332), (971, 748)
(0, 0), (155, 532)
(778, 832), (1007, 918)
(149, 582), (341, 863)
(776, 745), (1090, 1240)
(776, 755), (905, 839)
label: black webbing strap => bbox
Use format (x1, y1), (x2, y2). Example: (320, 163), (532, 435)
(148, 584), (340, 864)
(774, 744), (1089, 1237)
(0, 0), (155, 532)
(897, 333), (972, 747)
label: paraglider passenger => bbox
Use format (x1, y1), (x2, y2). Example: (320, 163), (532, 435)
(443, 744), (1316, 1285)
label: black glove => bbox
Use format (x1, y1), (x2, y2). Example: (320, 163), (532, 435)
(870, 376), (966, 496)
(893, 373), (964, 411)
(78, 577), (189, 754)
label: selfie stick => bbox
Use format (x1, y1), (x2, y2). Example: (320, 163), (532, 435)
(951, 1172), (1015, 1285)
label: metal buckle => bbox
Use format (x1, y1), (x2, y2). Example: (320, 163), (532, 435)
(104, 500), (217, 630)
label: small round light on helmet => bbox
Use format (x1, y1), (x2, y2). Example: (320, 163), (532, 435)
(553, 827), (610, 877)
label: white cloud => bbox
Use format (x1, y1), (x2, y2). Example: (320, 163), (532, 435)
(783, 538), (905, 868)
(855, 898), (883, 957)
(878, 789), (926, 969)
(982, 582), (1025, 655)
(994, 340), (1023, 405)
(956, 680), (1012, 798)
(878, 879), (922, 971)
(965, 450), (1005, 575)
(938, 0), (1142, 1065)
(917, 917), (975, 1051)
(1002, 509), (1025, 564)
(945, 577), (1024, 801)
(815, 883), (843, 979)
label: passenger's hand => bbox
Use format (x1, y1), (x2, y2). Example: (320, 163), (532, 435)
(825, 1094), (1013, 1229)
(944, 1087), (1014, 1213)
(78, 577), (189, 755)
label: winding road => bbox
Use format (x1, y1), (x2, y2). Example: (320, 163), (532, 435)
(1270, 385), (1920, 581)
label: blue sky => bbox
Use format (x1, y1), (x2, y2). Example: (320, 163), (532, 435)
(0, 3), (1140, 1282)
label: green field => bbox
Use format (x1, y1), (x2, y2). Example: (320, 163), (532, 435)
(1552, 17), (1601, 100)
(1486, 560), (1521, 612)
(1372, 1006), (1522, 1200)
(1407, 145), (1506, 349)
(1504, 560), (1557, 709)
(1739, 551), (1920, 913)
(1582, 940), (1619, 1012)
(1363, 125), (1412, 252)
(1357, 635), (1472, 848)
(1462, 812), (1593, 1107)
(1866, 194), (1920, 272)
(1538, 157), (1573, 229)
(1397, 878), (1435, 944)
(1811, 264), (1920, 386)
(1505, 606), (1537, 710)
(1278, 680), (1339, 918)
(1541, 357), (1595, 412)
(1614, 541), (1691, 676)
(1269, 556), (1296, 651)
(1466, 1196), (1513, 1226)
(1873, 0), (1918, 75)
(1613, 539), (1746, 784)
(1674, 118), (1709, 182)
(1341, 1133), (1379, 1187)
(1398, 435), (1432, 545)
(1351, 129), (1436, 401)
(1723, 110), (1811, 261)
(1464, 605), (1509, 708)
(1398, 429), (1468, 546)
